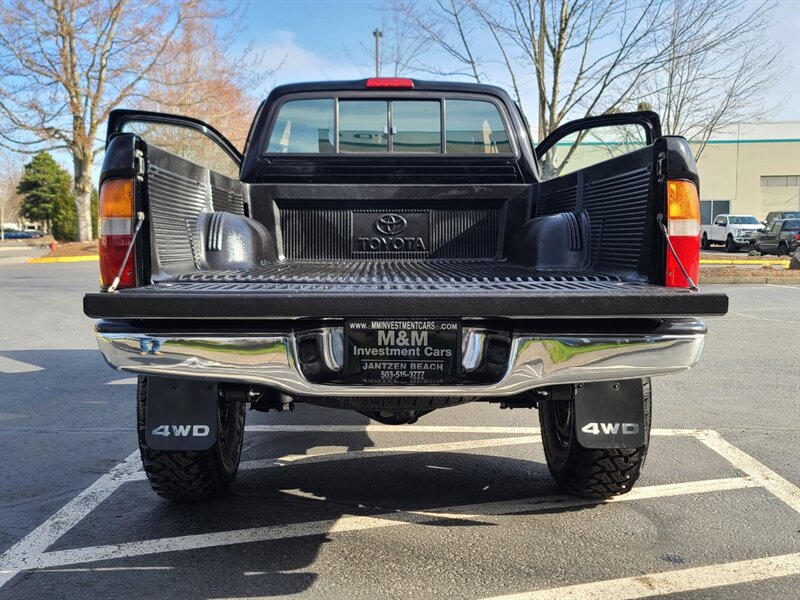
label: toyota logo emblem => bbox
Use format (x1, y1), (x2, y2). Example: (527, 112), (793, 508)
(374, 214), (407, 236)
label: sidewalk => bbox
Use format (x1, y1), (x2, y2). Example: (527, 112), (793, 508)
(0, 247), (48, 267)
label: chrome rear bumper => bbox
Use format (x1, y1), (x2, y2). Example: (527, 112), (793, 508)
(95, 326), (705, 397)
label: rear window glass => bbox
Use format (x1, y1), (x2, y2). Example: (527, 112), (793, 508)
(339, 101), (388, 153)
(266, 99), (334, 154)
(445, 100), (511, 154)
(264, 97), (511, 155)
(783, 219), (800, 230)
(392, 101), (441, 153)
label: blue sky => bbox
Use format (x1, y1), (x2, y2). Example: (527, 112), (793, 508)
(231, 0), (800, 124)
(228, 1), (398, 85)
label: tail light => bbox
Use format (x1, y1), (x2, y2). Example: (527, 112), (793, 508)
(98, 178), (136, 289)
(665, 179), (700, 288)
(795, 233), (800, 242)
(365, 77), (414, 89)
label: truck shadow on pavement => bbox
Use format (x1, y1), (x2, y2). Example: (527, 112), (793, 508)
(53, 421), (596, 598)
(1, 349), (603, 597)
(52, 449), (579, 598)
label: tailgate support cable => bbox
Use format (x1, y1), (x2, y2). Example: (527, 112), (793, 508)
(656, 213), (699, 291)
(108, 211), (146, 293)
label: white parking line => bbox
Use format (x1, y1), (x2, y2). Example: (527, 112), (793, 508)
(239, 435), (539, 470)
(244, 425), (543, 433)
(125, 435), (541, 483)
(0, 355), (43, 373)
(244, 425), (702, 435)
(729, 311), (800, 324)
(0, 477), (758, 572)
(697, 429), (800, 513)
(0, 450), (141, 588)
(765, 283), (800, 290)
(105, 377), (138, 385)
(480, 552), (800, 600)
(1, 427), (797, 595)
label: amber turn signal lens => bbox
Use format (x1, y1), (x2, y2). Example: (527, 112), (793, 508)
(99, 178), (134, 219)
(667, 180), (700, 221)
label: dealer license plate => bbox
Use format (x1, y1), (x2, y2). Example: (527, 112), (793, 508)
(343, 319), (461, 385)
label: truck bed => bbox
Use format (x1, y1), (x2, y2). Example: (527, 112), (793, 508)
(89, 109), (729, 322)
(175, 259), (624, 290)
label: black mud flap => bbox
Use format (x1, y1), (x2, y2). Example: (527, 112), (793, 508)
(145, 378), (218, 451)
(573, 380), (646, 449)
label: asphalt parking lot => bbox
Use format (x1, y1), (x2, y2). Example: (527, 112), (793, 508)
(1, 262), (798, 599)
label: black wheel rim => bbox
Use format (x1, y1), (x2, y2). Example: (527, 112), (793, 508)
(553, 400), (573, 448)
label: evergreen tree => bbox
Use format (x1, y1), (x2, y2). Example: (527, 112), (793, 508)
(51, 189), (78, 242)
(91, 188), (99, 240)
(17, 151), (76, 240)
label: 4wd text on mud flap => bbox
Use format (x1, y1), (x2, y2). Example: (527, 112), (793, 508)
(581, 422), (640, 435)
(151, 425), (211, 437)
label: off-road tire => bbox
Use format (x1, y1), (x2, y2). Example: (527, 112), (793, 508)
(725, 235), (738, 253)
(137, 376), (245, 501)
(777, 243), (789, 256)
(701, 233), (710, 250)
(539, 379), (651, 499)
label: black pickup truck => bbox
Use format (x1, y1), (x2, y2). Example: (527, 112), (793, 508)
(750, 218), (800, 256)
(84, 78), (728, 502)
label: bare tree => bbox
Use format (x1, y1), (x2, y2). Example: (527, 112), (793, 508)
(0, 154), (23, 238)
(392, 0), (673, 139)
(390, 0), (485, 80)
(390, 0), (781, 144)
(129, 14), (279, 176)
(380, 18), (433, 78)
(0, 0), (200, 241)
(345, 15), (429, 79)
(141, 15), (279, 151)
(635, 0), (780, 157)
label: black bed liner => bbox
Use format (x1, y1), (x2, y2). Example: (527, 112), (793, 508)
(85, 259), (728, 319)
(176, 259), (624, 291)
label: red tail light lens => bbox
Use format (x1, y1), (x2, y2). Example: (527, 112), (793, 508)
(666, 180), (700, 288)
(365, 77), (414, 89)
(98, 178), (136, 289)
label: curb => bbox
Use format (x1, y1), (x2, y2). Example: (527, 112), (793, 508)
(701, 277), (800, 285)
(700, 259), (790, 265)
(27, 255), (99, 264)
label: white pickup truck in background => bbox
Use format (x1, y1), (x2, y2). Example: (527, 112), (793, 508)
(700, 214), (762, 252)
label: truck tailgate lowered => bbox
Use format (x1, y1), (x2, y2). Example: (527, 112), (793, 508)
(85, 271), (727, 319)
